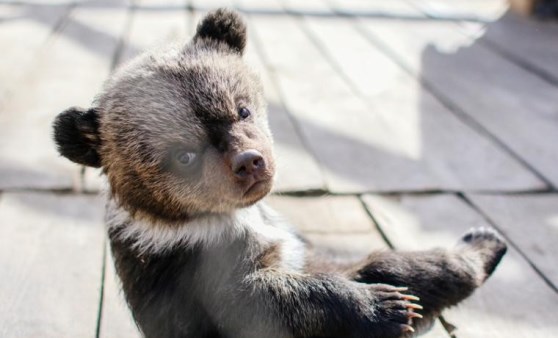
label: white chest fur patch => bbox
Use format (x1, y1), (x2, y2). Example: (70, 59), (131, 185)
(106, 201), (259, 253)
(106, 200), (306, 271)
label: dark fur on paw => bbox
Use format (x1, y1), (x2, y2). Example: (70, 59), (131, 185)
(458, 227), (507, 280)
(364, 284), (422, 338)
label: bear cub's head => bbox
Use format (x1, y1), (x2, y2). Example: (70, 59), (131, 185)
(53, 9), (275, 224)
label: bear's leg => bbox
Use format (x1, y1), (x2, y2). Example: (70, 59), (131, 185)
(345, 227), (507, 334)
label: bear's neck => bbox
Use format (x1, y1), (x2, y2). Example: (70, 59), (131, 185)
(105, 198), (265, 254)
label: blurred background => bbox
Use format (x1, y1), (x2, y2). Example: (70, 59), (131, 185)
(0, 0), (557, 337)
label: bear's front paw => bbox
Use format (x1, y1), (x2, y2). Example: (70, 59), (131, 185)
(458, 227), (507, 280)
(360, 284), (422, 338)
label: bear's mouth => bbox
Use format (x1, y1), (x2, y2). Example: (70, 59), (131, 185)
(244, 179), (268, 196)
(241, 178), (272, 203)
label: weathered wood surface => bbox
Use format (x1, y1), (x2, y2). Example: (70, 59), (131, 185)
(327, 0), (424, 17)
(466, 11), (558, 83)
(234, 0), (283, 12)
(411, 0), (508, 21)
(303, 15), (543, 192)
(362, 194), (558, 338)
(0, 2), (71, 190)
(467, 193), (558, 289)
(359, 18), (558, 189)
(0, 193), (105, 338)
(192, 0), (234, 12)
(0, 5), (128, 190)
(268, 195), (378, 234)
(244, 37), (326, 192)
(281, 0), (331, 13)
(0, 3), (69, 104)
(2, 0), (558, 337)
(268, 195), (388, 253)
(119, 2), (189, 64)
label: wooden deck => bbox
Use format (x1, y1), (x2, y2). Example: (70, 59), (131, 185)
(1, 0), (557, 337)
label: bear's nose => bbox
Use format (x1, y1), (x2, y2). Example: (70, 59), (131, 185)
(231, 149), (265, 179)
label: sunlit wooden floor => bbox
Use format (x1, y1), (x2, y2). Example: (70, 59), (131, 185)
(1, 0), (557, 337)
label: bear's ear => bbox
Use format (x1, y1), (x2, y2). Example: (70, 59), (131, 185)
(53, 107), (102, 168)
(193, 8), (247, 55)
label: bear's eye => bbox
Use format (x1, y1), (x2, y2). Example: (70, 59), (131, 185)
(174, 150), (197, 166)
(238, 107), (251, 119)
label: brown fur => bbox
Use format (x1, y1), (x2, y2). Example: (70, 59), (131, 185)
(256, 242), (283, 269)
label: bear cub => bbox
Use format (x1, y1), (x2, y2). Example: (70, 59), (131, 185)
(53, 9), (506, 338)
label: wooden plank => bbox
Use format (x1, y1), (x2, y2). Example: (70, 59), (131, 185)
(0, 5), (128, 190)
(268, 195), (392, 264)
(362, 193), (558, 338)
(234, 0), (284, 12)
(99, 244), (141, 338)
(267, 195), (377, 234)
(286, 0), (424, 21)
(281, 0), (332, 13)
(327, 0), (424, 17)
(119, 4), (189, 64)
(411, 0), (508, 21)
(241, 24), (325, 192)
(0, 3), (69, 105)
(138, 0), (186, 7)
(267, 195), (388, 252)
(304, 232), (387, 254)
(0, 193), (105, 338)
(467, 193), (558, 289)
(464, 11), (558, 83)
(0, 2), (72, 190)
(359, 19), (558, 189)
(304, 16), (543, 192)
(191, 0), (234, 12)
